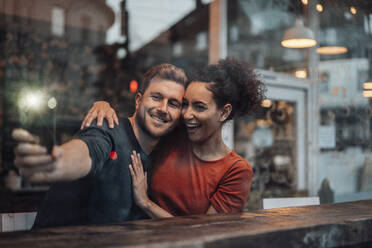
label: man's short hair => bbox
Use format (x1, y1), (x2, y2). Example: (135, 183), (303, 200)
(139, 64), (188, 94)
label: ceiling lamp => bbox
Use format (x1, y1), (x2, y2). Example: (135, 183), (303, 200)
(317, 46), (348, 55)
(363, 82), (372, 90)
(363, 81), (372, 98)
(281, 19), (317, 48)
(316, 4), (323, 12)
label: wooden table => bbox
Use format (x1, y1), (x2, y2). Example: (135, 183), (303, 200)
(1, 200), (372, 248)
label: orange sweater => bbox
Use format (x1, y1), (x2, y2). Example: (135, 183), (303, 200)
(150, 130), (253, 215)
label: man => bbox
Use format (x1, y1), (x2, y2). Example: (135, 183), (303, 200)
(12, 63), (187, 228)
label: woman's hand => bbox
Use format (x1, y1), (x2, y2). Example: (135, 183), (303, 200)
(80, 101), (119, 129)
(129, 151), (150, 208)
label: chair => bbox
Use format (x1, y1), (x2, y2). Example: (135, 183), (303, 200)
(261, 197), (320, 210)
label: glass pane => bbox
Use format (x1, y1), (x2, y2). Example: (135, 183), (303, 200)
(0, 0), (208, 183)
(228, 0), (372, 205)
(235, 100), (299, 210)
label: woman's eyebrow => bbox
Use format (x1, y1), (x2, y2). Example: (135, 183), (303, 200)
(192, 100), (207, 106)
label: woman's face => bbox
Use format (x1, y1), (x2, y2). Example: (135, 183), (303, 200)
(182, 81), (223, 143)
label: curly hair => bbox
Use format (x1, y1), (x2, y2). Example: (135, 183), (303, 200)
(190, 58), (266, 121)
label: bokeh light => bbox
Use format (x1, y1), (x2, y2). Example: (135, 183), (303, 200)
(18, 89), (45, 111)
(130, 80), (138, 93)
(48, 97), (57, 109)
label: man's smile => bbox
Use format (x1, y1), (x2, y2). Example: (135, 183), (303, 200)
(149, 112), (169, 124)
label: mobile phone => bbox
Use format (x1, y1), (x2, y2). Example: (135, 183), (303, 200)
(44, 113), (56, 154)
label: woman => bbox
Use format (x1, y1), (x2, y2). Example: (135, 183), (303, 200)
(83, 58), (265, 217)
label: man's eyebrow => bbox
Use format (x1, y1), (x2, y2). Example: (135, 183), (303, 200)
(169, 98), (182, 104)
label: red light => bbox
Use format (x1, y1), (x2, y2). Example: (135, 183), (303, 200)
(129, 80), (138, 93)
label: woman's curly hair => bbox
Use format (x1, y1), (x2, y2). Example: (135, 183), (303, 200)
(190, 57), (266, 121)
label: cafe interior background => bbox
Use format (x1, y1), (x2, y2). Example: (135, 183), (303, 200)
(0, 0), (372, 222)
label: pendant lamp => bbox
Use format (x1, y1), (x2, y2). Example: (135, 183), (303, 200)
(281, 19), (317, 48)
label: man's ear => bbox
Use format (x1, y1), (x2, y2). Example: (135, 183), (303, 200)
(220, 103), (232, 122)
(135, 92), (143, 110)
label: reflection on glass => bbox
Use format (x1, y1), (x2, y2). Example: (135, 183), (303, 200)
(235, 100), (298, 210)
(228, 0), (372, 204)
(0, 0), (209, 178)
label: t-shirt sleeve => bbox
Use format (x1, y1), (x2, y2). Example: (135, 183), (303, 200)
(209, 160), (253, 213)
(75, 121), (115, 177)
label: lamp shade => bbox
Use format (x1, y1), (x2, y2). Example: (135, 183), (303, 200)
(363, 81), (372, 98)
(281, 19), (316, 48)
(316, 46), (348, 55)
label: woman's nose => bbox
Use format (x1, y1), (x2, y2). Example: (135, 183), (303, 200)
(182, 106), (193, 120)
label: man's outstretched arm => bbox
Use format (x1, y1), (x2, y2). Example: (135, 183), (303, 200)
(13, 129), (92, 183)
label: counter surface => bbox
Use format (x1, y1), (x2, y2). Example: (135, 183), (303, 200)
(1, 200), (372, 248)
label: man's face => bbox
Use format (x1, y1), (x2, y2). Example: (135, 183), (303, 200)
(135, 77), (185, 138)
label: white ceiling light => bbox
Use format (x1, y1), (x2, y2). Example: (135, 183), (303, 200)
(281, 19), (317, 48)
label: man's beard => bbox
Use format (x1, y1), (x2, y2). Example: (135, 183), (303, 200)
(135, 108), (164, 139)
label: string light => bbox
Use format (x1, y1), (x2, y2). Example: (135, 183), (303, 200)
(301, 0), (308, 5)
(316, 4), (323, 12)
(261, 99), (272, 108)
(295, 70), (307, 79)
(350, 6), (357, 15)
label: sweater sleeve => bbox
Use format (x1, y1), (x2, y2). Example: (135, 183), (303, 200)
(209, 160), (253, 213)
(76, 121), (115, 177)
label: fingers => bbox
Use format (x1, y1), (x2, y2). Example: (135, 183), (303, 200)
(15, 154), (53, 168)
(19, 161), (56, 176)
(106, 110), (116, 128)
(14, 143), (62, 183)
(129, 164), (135, 179)
(82, 110), (98, 129)
(113, 113), (119, 126)
(15, 154), (56, 183)
(12, 129), (40, 144)
(97, 110), (105, 126)
(129, 151), (145, 182)
(14, 143), (47, 156)
(25, 169), (59, 184)
(80, 115), (88, 130)
(131, 151), (143, 173)
(81, 109), (96, 129)
(81, 111), (118, 129)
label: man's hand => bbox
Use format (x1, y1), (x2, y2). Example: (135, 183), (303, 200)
(81, 101), (119, 129)
(12, 128), (64, 183)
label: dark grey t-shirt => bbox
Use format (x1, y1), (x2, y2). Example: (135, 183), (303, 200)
(33, 118), (151, 228)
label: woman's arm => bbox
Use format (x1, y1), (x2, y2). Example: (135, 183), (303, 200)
(129, 151), (173, 218)
(209, 160), (253, 213)
(81, 101), (119, 129)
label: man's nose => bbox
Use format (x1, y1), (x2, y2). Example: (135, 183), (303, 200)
(157, 100), (168, 113)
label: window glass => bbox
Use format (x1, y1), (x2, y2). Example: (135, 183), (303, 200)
(228, 0), (372, 208)
(0, 0), (208, 179)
